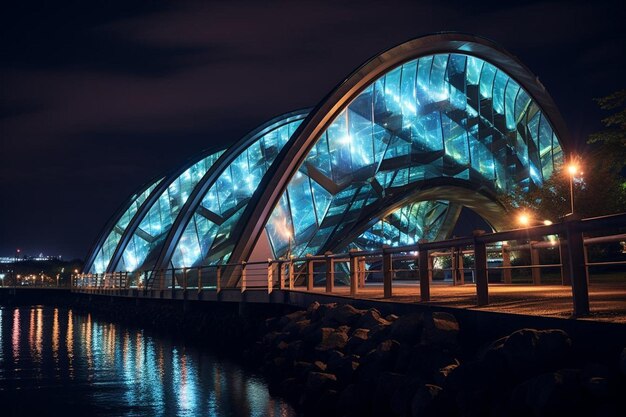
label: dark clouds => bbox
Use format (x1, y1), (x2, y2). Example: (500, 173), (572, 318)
(1, 0), (624, 259)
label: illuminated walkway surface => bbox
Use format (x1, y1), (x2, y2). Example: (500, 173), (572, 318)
(288, 282), (626, 323)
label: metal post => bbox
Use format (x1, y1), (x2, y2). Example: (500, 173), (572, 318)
(288, 259), (294, 290)
(197, 267), (202, 294)
(278, 261), (285, 290)
(171, 269), (176, 290)
(566, 217), (589, 316)
(382, 246), (392, 299)
(325, 251), (334, 293)
(473, 230), (488, 306)
(559, 238), (571, 285)
(306, 255), (314, 291)
(241, 261), (247, 293)
(502, 243), (512, 284)
(349, 249), (358, 297)
(358, 257), (366, 287)
(451, 247), (458, 285)
(216, 265), (221, 293)
(458, 251), (465, 285)
(267, 260), (273, 294)
(418, 240), (430, 302)
(530, 241), (541, 285)
(183, 267), (188, 291)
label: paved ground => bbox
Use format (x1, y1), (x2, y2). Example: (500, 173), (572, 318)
(304, 282), (626, 323)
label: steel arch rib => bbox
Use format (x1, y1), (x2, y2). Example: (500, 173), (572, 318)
(104, 147), (224, 274)
(223, 33), (571, 286)
(152, 109), (310, 272)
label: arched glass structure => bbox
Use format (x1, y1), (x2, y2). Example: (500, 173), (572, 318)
(87, 178), (163, 274)
(113, 150), (224, 272)
(83, 34), (570, 280)
(169, 115), (305, 268)
(263, 53), (563, 259)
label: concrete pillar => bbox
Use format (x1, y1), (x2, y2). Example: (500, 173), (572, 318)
(382, 246), (393, 299)
(530, 241), (541, 285)
(325, 251), (334, 293)
(473, 230), (488, 306)
(565, 217), (589, 316)
(502, 243), (512, 284)
(418, 240), (430, 302)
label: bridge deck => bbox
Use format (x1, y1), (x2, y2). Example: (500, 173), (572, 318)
(69, 282), (626, 324)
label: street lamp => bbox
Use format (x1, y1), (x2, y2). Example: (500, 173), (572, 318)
(517, 212), (553, 227)
(566, 160), (581, 215)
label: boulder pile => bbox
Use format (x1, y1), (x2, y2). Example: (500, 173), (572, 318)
(245, 302), (626, 417)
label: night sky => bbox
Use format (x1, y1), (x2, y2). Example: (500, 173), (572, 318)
(1, 0), (624, 260)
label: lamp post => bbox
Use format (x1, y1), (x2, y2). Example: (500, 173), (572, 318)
(566, 161), (580, 216)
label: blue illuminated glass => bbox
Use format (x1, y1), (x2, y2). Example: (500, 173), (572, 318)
(115, 151), (224, 272)
(170, 118), (304, 268)
(267, 53), (563, 258)
(89, 178), (162, 273)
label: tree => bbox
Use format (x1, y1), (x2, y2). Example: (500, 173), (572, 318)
(588, 89), (626, 172)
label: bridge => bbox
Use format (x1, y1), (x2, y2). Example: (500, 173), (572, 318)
(68, 213), (626, 321)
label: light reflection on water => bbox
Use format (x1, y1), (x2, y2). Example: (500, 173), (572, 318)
(0, 306), (296, 417)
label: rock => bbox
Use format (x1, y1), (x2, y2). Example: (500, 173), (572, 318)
(411, 384), (442, 417)
(311, 303), (337, 322)
(390, 377), (422, 416)
(322, 303), (363, 326)
(385, 314), (399, 322)
(421, 312), (459, 349)
(304, 327), (334, 346)
(376, 339), (401, 367)
(306, 371), (338, 392)
(316, 389), (339, 414)
(334, 356), (360, 386)
(345, 328), (369, 353)
(283, 318), (310, 336)
(389, 312), (423, 343)
(307, 301), (320, 317)
(501, 329), (572, 378)
(278, 310), (307, 328)
(326, 349), (345, 370)
(262, 331), (290, 347)
(355, 308), (388, 329)
(313, 360), (328, 371)
(510, 369), (585, 417)
(337, 384), (369, 416)
(285, 340), (305, 361)
(318, 328), (349, 351)
(435, 362), (460, 387)
(584, 377), (610, 399)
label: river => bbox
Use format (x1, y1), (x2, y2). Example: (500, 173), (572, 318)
(0, 305), (297, 416)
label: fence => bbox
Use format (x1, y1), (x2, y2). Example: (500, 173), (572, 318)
(75, 213), (626, 316)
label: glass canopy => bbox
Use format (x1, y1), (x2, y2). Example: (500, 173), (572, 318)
(114, 150), (224, 272)
(266, 53), (563, 258)
(170, 117), (305, 268)
(88, 178), (162, 274)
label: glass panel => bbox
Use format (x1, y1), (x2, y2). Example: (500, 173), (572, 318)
(267, 53), (563, 259)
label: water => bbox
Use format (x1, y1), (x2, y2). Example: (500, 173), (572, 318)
(0, 306), (297, 417)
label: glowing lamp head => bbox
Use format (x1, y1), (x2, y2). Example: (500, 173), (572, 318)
(567, 164), (578, 176)
(543, 220), (553, 226)
(518, 213), (530, 227)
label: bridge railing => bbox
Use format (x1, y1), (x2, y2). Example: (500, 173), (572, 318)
(74, 213), (626, 316)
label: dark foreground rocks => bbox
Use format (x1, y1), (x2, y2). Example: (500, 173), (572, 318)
(245, 302), (626, 417)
